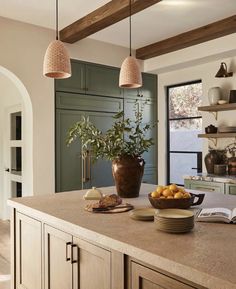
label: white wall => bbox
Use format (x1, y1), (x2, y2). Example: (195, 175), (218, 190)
(154, 57), (236, 185)
(0, 16), (131, 196)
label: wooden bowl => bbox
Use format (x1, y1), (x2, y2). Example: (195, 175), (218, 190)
(148, 193), (205, 209)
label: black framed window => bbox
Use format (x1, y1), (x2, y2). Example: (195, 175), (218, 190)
(167, 81), (203, 185)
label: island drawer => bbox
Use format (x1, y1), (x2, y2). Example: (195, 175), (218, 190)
(131, 261), (198, 289)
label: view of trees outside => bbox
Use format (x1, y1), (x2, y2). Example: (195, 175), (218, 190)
(168, 82), (203, 185)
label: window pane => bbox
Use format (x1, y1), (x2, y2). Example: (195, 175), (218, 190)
(170, 153), (198, 185)
(169, 83), (202, 119)
(170, 119), (202, 151)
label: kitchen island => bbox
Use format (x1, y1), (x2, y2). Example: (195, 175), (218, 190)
(8, 184), (236, 289)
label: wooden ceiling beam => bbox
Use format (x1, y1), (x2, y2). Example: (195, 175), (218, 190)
(136, 15), (236, 60)
(60, 0), (162, 43)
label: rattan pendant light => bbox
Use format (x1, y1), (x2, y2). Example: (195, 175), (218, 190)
(119, 0), (142, 88)
(43, 0), (71, 79)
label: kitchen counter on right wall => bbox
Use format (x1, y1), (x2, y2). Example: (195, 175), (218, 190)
(184, 175), (236, 195)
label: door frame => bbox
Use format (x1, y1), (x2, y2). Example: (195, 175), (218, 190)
(3, 104), (22, 219)
(166, 80), (202, 185)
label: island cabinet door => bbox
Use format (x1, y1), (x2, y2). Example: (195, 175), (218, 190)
(131, 262), (196, 289)
(44, 225), (73, 289)
(15, 212), (42, 289)
(72, 237), (111, 289)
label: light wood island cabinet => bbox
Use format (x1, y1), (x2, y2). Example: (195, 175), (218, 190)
(9, 185), (236, 289)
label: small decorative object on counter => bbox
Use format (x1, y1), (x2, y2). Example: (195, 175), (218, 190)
(218, 100), (228, 105)
(214, 164), (227, 175)
(229, 90), (236, 103)
(204, 150), (221, 174)
(83, 187), (103, 200)
(205, 125), (217, 134)
(208, 87), (222, 105)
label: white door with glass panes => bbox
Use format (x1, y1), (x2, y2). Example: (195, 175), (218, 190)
(3, 104), (22, 219)
(167, 81), (203, 185)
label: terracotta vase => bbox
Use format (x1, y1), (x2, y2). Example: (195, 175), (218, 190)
(204, 150), (221, 174)
(112, 156), (145, 198)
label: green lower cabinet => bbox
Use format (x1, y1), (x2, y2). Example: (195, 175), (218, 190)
(56, 109), (116, 192)
(184, 179), (224, 193)
(225, 183), (236, 195)
(56, 109), (84, 192)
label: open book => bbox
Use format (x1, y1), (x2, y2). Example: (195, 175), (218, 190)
(197, 208), (236, 224)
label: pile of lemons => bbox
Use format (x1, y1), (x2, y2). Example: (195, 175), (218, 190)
(151, 184), (191, 199)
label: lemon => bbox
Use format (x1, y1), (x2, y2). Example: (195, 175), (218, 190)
(151, 191), (160, 198)
(169, 184), (178, 192)
(174, 192), (183, 199)
(162, 189), (172, 197)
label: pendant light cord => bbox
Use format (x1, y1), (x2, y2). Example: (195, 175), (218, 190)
(56, 0), (59, 40)
(129, 0), (132, 56)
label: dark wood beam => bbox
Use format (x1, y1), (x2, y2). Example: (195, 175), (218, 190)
(60, 0), (162, 43)
(136, 15), (236, 60)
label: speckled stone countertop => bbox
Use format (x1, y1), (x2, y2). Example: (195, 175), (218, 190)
(8, 184), (236, 289)
(184, 173), (236, 183)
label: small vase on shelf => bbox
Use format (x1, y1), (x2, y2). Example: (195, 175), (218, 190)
(208, 87), (221, 105)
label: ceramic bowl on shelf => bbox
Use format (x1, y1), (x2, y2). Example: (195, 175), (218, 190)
(205, 125), (217, 134)
(148, 193), (205, 209)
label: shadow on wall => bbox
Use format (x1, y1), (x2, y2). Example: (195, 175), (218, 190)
(0, 66), (33, 220)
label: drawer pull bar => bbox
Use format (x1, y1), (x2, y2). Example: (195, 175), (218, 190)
(195, 187), (215, 192)
(71, 244), (79, 264)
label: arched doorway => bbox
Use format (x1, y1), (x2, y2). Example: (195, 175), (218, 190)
(0, 66), (33, 219)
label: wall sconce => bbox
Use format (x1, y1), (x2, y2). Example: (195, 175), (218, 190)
(215, 62), (233, 78)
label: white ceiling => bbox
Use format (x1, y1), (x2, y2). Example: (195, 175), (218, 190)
(0, 0), (236, 48)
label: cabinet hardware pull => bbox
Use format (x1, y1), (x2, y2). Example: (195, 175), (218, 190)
(87, 150), (91, 181)
(71, 244), (78, 264)
(83, 156), (86, 182)
(66, 242), (72, 261)
(195, 187), (215, 192)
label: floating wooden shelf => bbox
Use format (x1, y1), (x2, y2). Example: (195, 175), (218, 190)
(198, 133), (236, 138)
(198, 103), (236, 112)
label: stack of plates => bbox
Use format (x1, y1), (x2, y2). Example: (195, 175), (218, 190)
(154, 209), (194, 233)
(218, 126), (236, 133)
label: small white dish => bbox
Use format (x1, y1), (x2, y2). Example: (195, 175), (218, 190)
(218, 100), (228, 105)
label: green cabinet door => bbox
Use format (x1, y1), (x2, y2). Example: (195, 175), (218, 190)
(225, 183), (236, 195)
(87, 112), (116, 188)
(56, 109), (84, 192)
(124, 98), (157, 184)
(123, 73), (157, 100)
(55, 60), (85, 93)
(86, 64), (122, 98)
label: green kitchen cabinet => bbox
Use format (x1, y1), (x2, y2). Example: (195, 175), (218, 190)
(55, 59), (158, 191)
(85, 63), (122, 98)
(123, 73), (157, 100)
(55, 60), (85, 93)
(225, 183), (236, 195)
(55, 60), (122, 98)
(184, 179), (225, 193)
